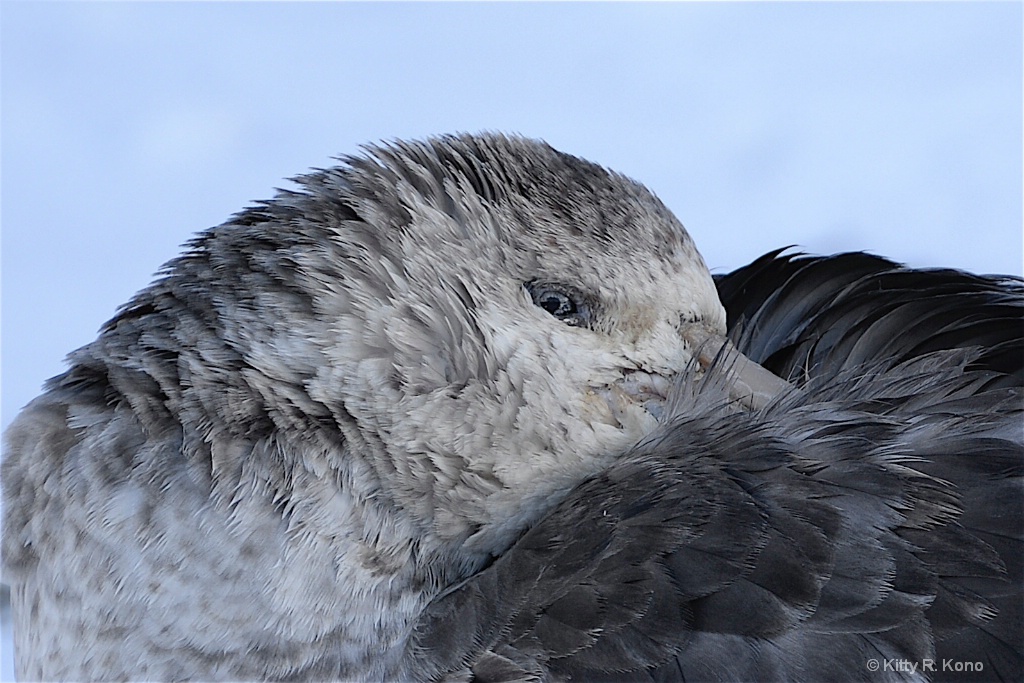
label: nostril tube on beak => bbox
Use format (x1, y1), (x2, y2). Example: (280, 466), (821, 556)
(679, 322), (796, 410)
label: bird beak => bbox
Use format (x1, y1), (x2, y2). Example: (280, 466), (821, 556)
(679, 323), (795, 410)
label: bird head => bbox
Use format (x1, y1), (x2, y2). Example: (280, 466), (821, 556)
(157, 134), (785, 561)
(244, 134), (782, 554)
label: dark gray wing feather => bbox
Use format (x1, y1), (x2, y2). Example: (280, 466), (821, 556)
(716, 252), (1024, 681)
(714, 250), (1023, 388)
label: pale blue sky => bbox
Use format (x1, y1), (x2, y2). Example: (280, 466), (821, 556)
(2, 0), (1024, 430)
(2, 1), (1022, 434)
(1, 3), (1022, 677)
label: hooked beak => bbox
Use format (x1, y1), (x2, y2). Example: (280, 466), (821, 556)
(595, 323), (794, 432)
(680, 322), (794, 410)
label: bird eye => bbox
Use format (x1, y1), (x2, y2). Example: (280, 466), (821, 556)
(525, 281), (591, 327)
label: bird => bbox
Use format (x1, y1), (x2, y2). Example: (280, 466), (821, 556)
(2, 133), (1020, 681)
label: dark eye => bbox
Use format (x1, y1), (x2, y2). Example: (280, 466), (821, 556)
(525, 281), (591, 327)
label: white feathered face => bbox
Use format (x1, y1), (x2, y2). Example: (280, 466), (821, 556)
(295, 136), (727, 552)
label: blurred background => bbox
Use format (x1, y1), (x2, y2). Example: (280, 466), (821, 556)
(1, 3), (1021, 678)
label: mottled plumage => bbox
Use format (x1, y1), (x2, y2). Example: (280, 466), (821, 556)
(408, 255), (1023, 682)
(3, 133), (725, 680)
(2, 134), (1021, 682)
